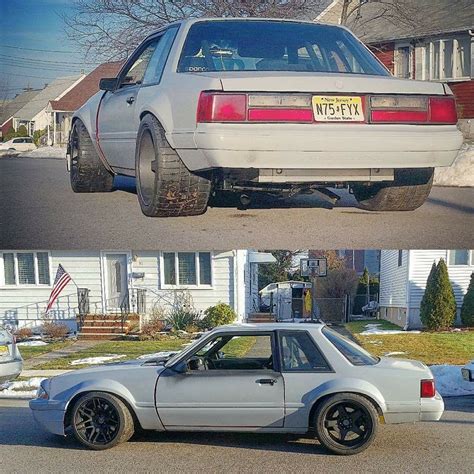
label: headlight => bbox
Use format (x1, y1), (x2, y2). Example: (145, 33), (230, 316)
(36, 379), (50, 400)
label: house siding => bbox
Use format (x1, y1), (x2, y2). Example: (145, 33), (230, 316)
(371, 43), (395, 73)
(448, 80), (474, 119)
(379, 250), (409, 327)
(1, 118), (13, 139)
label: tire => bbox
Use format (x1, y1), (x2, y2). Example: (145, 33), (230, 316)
(71, 392), (134, 450)
(135, 114), (211, 217)
(314, 393), (378, 455)
(70, 120), (114, 193)
(352, 168), (433, 211)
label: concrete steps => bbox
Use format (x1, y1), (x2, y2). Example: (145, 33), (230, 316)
(247, 312), (276, 323)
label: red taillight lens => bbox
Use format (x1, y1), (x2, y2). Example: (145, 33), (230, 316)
(421, 379), (436, 398)
(429, 97), (457, 124)
(248, 108), (313, 122)
(371, 109), (428, 123)
(197, 92), (247, 122)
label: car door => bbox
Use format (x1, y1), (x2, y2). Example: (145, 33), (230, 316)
(155, 331), (285, 429)
(98, 38), (160, 171)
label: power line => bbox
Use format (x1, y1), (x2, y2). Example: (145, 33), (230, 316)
(0, 53), (100, 66)
(1, 62), (87, 73)
(0, 44), (78, 54)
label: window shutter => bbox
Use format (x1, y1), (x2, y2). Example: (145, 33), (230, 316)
(199, 253), (212, 285)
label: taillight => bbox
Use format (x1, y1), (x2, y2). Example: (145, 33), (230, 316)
(421, 379), (436, 398)
(197, 92), (247, 122)
(429, 97), (457, 124)
(370, 95), (457, 124)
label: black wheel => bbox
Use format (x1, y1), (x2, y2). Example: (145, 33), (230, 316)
(70, 120), (114, 193)
(352, 168), (433, 211)
(314, 393), (378, 455)
(135, 114), (211, 217)
(71, 392), (134, 450)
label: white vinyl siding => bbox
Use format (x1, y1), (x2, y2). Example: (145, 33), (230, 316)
(379, 250), (409, 308)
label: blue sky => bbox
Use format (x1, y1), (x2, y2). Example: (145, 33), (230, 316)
(0, 0), (97, 98)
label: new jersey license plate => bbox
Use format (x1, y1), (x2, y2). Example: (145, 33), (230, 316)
(312, 96), (364, 122)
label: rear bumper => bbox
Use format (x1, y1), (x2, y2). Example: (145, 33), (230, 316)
(383, 392), (444, 423)
(0, 359), (22, 384)
(29, 398), (66, 436)
(170, 124), (463, 173)
(419, 392), (445, 421)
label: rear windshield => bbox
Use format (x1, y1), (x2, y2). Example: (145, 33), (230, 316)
(178, 20), (388, 76)
(322, 327), (379, 366)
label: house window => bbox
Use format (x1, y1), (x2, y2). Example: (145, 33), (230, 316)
(412, 36), (472, 81)
(162, 252), (212, 287)
(1, 252), (51, 286)
(448, 250), (470, 266)
(395, 46), (412, 79)
(398, 250), (403, 267)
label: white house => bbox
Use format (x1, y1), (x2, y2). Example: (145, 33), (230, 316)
(379, 250), (474, 328)
(0, 250), (275, 332)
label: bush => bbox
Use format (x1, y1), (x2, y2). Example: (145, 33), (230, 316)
(461, 272), (474, 327)
(201, 303), (236, 329)
(140, 316), (165, 338)
(420, 259), (456, 331)
(166, 309), (200, 331)
(41, 322), (69, 340)
(15, 327), (33, 341)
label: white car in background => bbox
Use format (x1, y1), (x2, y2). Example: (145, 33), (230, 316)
(0, 328), (23, 384)
(0, 136), (36, 152)
(69, 18), (463, 216)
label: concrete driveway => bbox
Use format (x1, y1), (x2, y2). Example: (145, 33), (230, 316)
(0, 396), (472, 473)
(0, 156), (473, 250)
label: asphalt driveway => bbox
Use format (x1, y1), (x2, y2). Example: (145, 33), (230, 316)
(0, 396), (472, 473)
(0, 156), (473, 249)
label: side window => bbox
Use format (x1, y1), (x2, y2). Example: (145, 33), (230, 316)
(187, 334), (274, 371)
(280, 331), (331, 372)
(12, 138), (22, 143)
(142, 27), (179, 85)
(25, 138), (33, 143)
(120, 41), (158, 87)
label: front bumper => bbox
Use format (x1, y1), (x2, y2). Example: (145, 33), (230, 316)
(29, 398), (66, 436)
(170, 124), (463, 173)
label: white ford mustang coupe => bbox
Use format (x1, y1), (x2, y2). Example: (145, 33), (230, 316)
(68, 18), (463, 216)
(30, 323), (444, 455)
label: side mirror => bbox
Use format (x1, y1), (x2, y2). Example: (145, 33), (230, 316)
(99, 77), (118, 91)
(171, 361), (187, 374)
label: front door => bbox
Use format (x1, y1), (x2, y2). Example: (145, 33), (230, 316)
(104, 253), (128, 311)
(155, 332), (285, 429)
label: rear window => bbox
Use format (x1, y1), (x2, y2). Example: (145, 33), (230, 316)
(322, 327), (379, 366)
(178, 20), (388, 76)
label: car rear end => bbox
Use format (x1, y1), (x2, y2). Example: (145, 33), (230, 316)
(0, 328), (23, 384)
(172, 19), (462, 202)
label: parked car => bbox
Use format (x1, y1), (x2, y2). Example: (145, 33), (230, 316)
(68, 18), (463, 217)
(461, 361), (473, 382)
(0, 328), (23, 384)
(30, 323), (443, 455)
(0, 136), (36, 152)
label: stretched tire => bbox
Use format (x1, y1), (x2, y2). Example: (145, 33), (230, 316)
(71, 392), (134, 450)
(135, 114), (211, 217)
(314, 393), (378, 455)
(352, 168), (433, 211)
(70, 120), (114, 193)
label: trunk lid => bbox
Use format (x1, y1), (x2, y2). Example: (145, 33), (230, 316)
(376, 356), (433, 377)
(197, 71), (447, 95)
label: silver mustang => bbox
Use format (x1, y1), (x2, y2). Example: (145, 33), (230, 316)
(30, 323), (444, 455)
(68, 18), (463, 217)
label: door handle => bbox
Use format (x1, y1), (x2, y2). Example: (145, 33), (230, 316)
(126, 96), (135, 105)
(256, 378), (277, 386)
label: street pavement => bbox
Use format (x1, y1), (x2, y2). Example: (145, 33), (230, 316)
(0, 396), (472, 473)
(0, 156), (473, 250)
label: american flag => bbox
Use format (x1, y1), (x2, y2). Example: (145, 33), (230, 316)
(45, 265), (72, 313)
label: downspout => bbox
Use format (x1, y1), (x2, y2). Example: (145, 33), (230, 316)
(404, 250), (410, 330)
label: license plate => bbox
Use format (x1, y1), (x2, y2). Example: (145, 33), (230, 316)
(0, 346), (7, 354)
(312, 96), (364, 122)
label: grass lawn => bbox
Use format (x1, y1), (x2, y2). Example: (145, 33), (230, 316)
(18, 341), (72, 360)
(345, 320), (474, 365)
(34, 338), (193, 370)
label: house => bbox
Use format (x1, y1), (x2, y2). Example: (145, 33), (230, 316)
(0, 88), (41, 139)
(338, 250), (380, 275)
(379, 249), (473, 329)
(316, 0), (474, 137)
(48, 61), (123, 145)
(12, 75), (84, 138)
(0, 250), (275, 333)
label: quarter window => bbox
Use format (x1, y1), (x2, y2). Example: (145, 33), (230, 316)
(1, 252), (51, 286)
(162, 252), (212, 287)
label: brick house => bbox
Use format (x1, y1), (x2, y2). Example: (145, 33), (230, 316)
(317, 0), (474, 137)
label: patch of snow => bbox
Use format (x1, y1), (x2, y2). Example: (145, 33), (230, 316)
(17, 340), (48, 347)
(434, 142), (474, 187)
(430, 365), (474, 397)
(69, 354), (126, 366)
(21, 146), (66, 160)
(137, 351), (177, 360)
(359, 323), (420, 336)
(383, 351), (407, 357)
(0, 377), (46, 399)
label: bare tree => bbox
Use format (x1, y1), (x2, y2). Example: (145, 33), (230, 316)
(63, 0), (328, 60)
